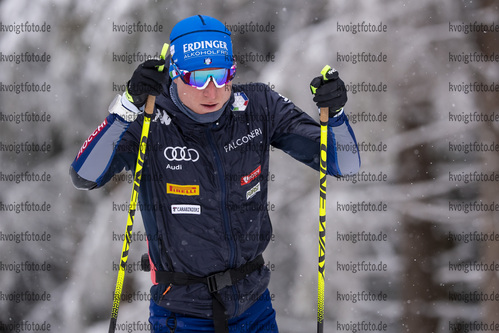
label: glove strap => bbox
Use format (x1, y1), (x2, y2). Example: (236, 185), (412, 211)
(329, 107), (344, 118)
(126, 80), (149, 108)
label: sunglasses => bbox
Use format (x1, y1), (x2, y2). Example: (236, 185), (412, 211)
(170, 61), (237, 90)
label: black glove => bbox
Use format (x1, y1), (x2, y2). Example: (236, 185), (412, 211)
(126, 59), (166, 108)
(310, 68), (347, 117)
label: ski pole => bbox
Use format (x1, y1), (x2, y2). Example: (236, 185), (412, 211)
(108, 43), (168, 333)
(315, 65), (335, 333)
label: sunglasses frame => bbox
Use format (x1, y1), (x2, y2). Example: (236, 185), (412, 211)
(170, 61), (237, 90)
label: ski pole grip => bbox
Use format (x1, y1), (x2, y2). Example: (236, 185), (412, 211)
(144, 43), (169, 116)
(145, 95), (156, 115)
(158, 43), (169, 72)
(321, 64), (337, 82)
(319, 65), (336, 123)
(320, 107), (329, 123)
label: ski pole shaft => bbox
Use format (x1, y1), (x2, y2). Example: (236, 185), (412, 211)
(317, 64), (334, 333)
(317, 106), (328, 333)
(108, 43), (168, 333)
(108, 95), (155, 333)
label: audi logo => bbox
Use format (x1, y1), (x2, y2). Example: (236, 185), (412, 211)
(164, 147), (200, 162)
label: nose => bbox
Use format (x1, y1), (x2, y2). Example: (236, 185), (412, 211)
(203, 78), (217, 99)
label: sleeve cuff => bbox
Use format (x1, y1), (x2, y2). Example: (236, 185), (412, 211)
(108, 93), (143, 123)
(328, 108), (347, 127)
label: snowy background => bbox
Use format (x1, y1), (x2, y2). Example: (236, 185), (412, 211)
(1, 0), (498, 332)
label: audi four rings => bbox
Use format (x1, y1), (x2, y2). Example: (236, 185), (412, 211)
(164, 146), (200, 162)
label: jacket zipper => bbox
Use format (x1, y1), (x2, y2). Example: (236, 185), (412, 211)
(205, 125), (239, 317)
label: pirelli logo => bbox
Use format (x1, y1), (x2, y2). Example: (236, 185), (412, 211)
(166, 183), (200, 196)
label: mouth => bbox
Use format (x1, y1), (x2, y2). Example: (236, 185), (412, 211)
(201, 103), (219, 111)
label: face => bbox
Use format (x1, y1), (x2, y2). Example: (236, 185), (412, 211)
(175, 69), (232, 115)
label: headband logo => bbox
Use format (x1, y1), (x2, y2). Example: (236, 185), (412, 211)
(183, 40), (228, 53)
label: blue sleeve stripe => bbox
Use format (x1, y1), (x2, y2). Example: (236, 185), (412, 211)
(327, 127), (341, 176)
(72, 115), (114, 173)
(94, 125), (129, 186)
(71, 114), (130, 183)
(326, 112), (361, 176)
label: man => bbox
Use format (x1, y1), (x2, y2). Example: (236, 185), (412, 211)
(70, 14), (360, 333)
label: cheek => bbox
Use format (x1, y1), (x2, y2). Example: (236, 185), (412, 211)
(176, 78), (188, 95)
(176, 80), (200, 104)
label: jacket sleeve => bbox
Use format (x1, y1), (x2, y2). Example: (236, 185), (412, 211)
(69, 96), (142, 190)
(267, 87), (360, 177)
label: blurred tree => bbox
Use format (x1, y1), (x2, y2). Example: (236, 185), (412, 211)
(472, 0), (499, 324)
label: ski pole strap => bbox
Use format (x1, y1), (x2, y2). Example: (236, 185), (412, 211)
(154, 254), (264, 333)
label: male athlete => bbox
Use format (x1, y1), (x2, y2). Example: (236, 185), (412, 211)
(70, 14), (360, 333)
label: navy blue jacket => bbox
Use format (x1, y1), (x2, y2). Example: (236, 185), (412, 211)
(70, 81), (360, 319)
